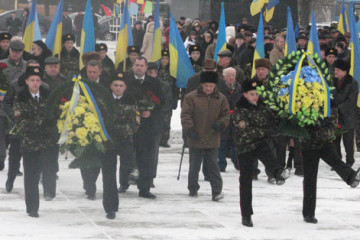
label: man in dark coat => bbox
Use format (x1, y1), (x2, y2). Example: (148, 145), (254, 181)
(117, 46), (140, 74)
(333, 59), (358, 167)
(6, 12), (22, 36)
(0, 32), (12, 60)
(233, 33), (247, 66)
(125, 57), (164, 199)
(42, 57), (68, 91)
(132, 21), (145, 49)
(216, 50), (245, 85)
(62, 8), (73, 35)
(217, 67), (241, 172)
(95, 43), (115, 78)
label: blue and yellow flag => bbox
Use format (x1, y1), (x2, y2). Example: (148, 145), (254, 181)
(45, 0), (63, 57)
(338, 0), (349, 35)
(251, 10), (265, 78)
(264, 0), (279, 22)
(349, 12), (360, 107)
(79, 0), (95, 69)
(307, 12), (321, 57)
(250, 0), (266, 16)
(151, 0), (161, 62)
(214, 2), (227, 62)
(23, 0), (42, 52)
(115, 0), (133, 69)
(169, 12), (195, 88)
(285, 7), (296, 56)
(113, 3), (121, 18)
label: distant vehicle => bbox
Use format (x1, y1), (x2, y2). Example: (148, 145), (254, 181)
(0, 10), (51, 36)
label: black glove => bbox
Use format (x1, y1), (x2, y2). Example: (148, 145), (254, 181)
(187, 127), (200, 140)
(212, 121), (225, 132)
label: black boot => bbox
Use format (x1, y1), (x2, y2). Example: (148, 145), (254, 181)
(304, 216), (318, 224)
(106, 211), (116, 219)
(139, 190), (156, 199)
(242, 216), (253, 227)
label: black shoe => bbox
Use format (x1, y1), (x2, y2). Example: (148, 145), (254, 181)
(28, 211), (39, 218)
(44, 193), (54, 201)
(118, 185), (129, 193)
(17, 171), (23, 177)
(212, 193), (224, 201)
(139, 191), (157, 199)
(106, 211), (116, 220)
(219, 168), (226, 172)
(86, 194), (96, 200)
(304, 216), (318, 224)
(350, 168), (360, 188)
(204, 176), (210, 181)
(189, 190), (198, 197)
(160, 143), (171, 148)
(150, 183), (155, 188)
(252, 173), (258, 180)
(242, 216), (253, 227)
(0, 161), (4, 171)
(5, 180), (13, 193)
(276, 175), (285, 185)
(346, 162), (354, 168)
(294, 169), (303, 176)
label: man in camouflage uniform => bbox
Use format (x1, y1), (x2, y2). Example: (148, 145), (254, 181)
(95, 43), (115, 78)
(189, 45), (202, 73)
(158, 49), (179, 147)
(42, 56), (69, 91)
(300, 103), (360, 224)
(13, 66), (58, 217)
(55, 34), (80, 79)
(116, 46), (140, 74)
(232, 79), (288, 227)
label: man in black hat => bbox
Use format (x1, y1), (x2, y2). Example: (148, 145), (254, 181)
(333, 59), (358, 167)
(296, 35), (308, 51)
(325, 47), (337, 78)
(0, 32), (12, 60)
(95, 43), (115, 78)
(189, 45), (202, 72)
(335, 41), (350, 62)
(132, 21), (145, 49)
(232, 79), (288, 227)
(56, 34), (80, 79)
(217, 49), (245, 84)
(117, 46), (140, 73)
(62, 8), (73, 35)
(238, 38), (256, 72)
(233, 33), (246, 66)
(5, 12), (22, 36)
(181, 71), (229, 201)
(42, 56), (68, 91)
(13, 66), (58, 217)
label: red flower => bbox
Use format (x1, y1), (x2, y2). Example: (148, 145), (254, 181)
(229, 110), (234, 115)
(147, 90), (160, 105)
(60, 97), (67, 103)
(337, 124), (341, 129)
(0, 63), (8, 71)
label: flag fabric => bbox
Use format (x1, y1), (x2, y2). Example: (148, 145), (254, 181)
(307, 12), (321, 57)
(264, 0), (279, 22)
(338, 0), (349, 35)
(129, 2), (139, 15)
(250, 0), (266, 16)
(115, 0), (133, 69)
(140, 1), (146, 14)
(45, 0), (63, 57)
(214, 2), (227, 62)
(169, 12), (195, 88)
(79, 0), (95, 69)
(113, 3), (121, 17)
(137, 0), (144, 4)
(357, 18), (360, 34)
(295, 22), (299, 38)
(23, 0), (42, 52)
(349, 12), (360, 106)
(143, 1), (152, 15)
(251, 10), (265, 78)
(151, 0), (161, 62)
(285, 7), (296, 56)
(101, 4), (112, 16)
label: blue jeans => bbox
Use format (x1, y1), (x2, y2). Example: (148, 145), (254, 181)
(218, 138), (238, 170)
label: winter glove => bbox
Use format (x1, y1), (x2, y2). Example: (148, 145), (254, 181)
(211, 121), (225, 132)
(187, 127), (200, 140)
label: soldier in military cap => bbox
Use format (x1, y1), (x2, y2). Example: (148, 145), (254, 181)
(95, 43), (115, 78)
(189, 45), (202, 73)
(325, 47), (337, 78)
(55, 34), (80, 79)
(232, 79), (288, 227)
(42, 56), (69, 91)
(117, 46), (140, 74)
(0, 32), (12, 60)
(13, 66), (58, 217)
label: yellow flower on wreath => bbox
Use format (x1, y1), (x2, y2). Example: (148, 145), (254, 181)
(302, 96), (313, 108)
(297, 85), (308, 97)
(57, 120), (64, 133)
(75, 106), (86, 116)
(94, 134), (102, 142)
(79, 138), (89, 146)
(76, 127), (88, 140)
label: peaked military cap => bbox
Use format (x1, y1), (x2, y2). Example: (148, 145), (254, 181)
(161, 49), (169, 57)
(189, 45), (201, 55)
(127, 46), (140, 54)
(242, 79), (261, 92)
(95, 43), (108, 52)
(0, 32), (12, 41)
(62, 33), (75, 43)
(24, 66), (44, 79)
(325, 47), (338, 57)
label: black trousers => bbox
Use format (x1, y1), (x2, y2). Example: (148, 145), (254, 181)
(117, 142), (137, 186)
(7, 137), (22, 183)
(302, 142), (356, 218)
(238, 143), (283, 217)
(334, 129), (355, 166)
(134, 131), (159, 192)
(23, 146), (58, 213)
(0, 116), (6, 163)
(102, 151), (119, 213)
(286, 138), (303, 170)
(80, 167), (100, 196)
(188, 148), (223, 196)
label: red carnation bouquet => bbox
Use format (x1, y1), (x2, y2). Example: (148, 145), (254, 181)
(138, 90), (161, 111)
(0, 63), (8, 97)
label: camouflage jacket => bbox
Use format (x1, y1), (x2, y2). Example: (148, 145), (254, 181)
(102, 55), (115, 78)
(56, 48), (80, 79)
(116, 58), (133, 74)
(158, 65), (179, 108)
(108, 92), (139, 147)
(232, 96), (278, 154)
(301, 107), (338, 150)
(13, 86), (58, 152)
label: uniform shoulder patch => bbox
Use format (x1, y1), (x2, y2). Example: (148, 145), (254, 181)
(239, 120), (246, 128)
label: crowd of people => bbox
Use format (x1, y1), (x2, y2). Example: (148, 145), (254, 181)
(0, 7), (359, 228)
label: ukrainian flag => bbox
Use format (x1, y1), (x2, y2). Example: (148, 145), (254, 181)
(338, 0), (349, 35)
(264, 0), (279, 22)
(349, 12), (360, 106)
(151, 0), (161, 62)
(250, 0), (267, 16)
(23, 0), (42, 52)
(307, 12), (321, 57)
(285, 7), (297, 56)
(79, 0), (95, 69)
(251, 10), (265, 78)
(214, 2), (227, 62)
(45, 0), (63, 57)
(169, 12), (195, 88)
(115, 0), (133, 69)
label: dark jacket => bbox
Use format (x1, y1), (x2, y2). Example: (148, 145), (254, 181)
(158, 65), (179, 109)
(238, 45), (254, 70)
(132, 27), (145, 49)
(216, 61), (246, 85)
(181, 87), (230, 149)
(6, 16), (22, 35)
(233, 43), (247, 66)
(56, 48), (80, 79)
(334, 74), (358, 129)
(232, 96), (278, 154)
(62, 15), (73, 35)
(102, 55), (115, 78)
(42, 72), (69, 92)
